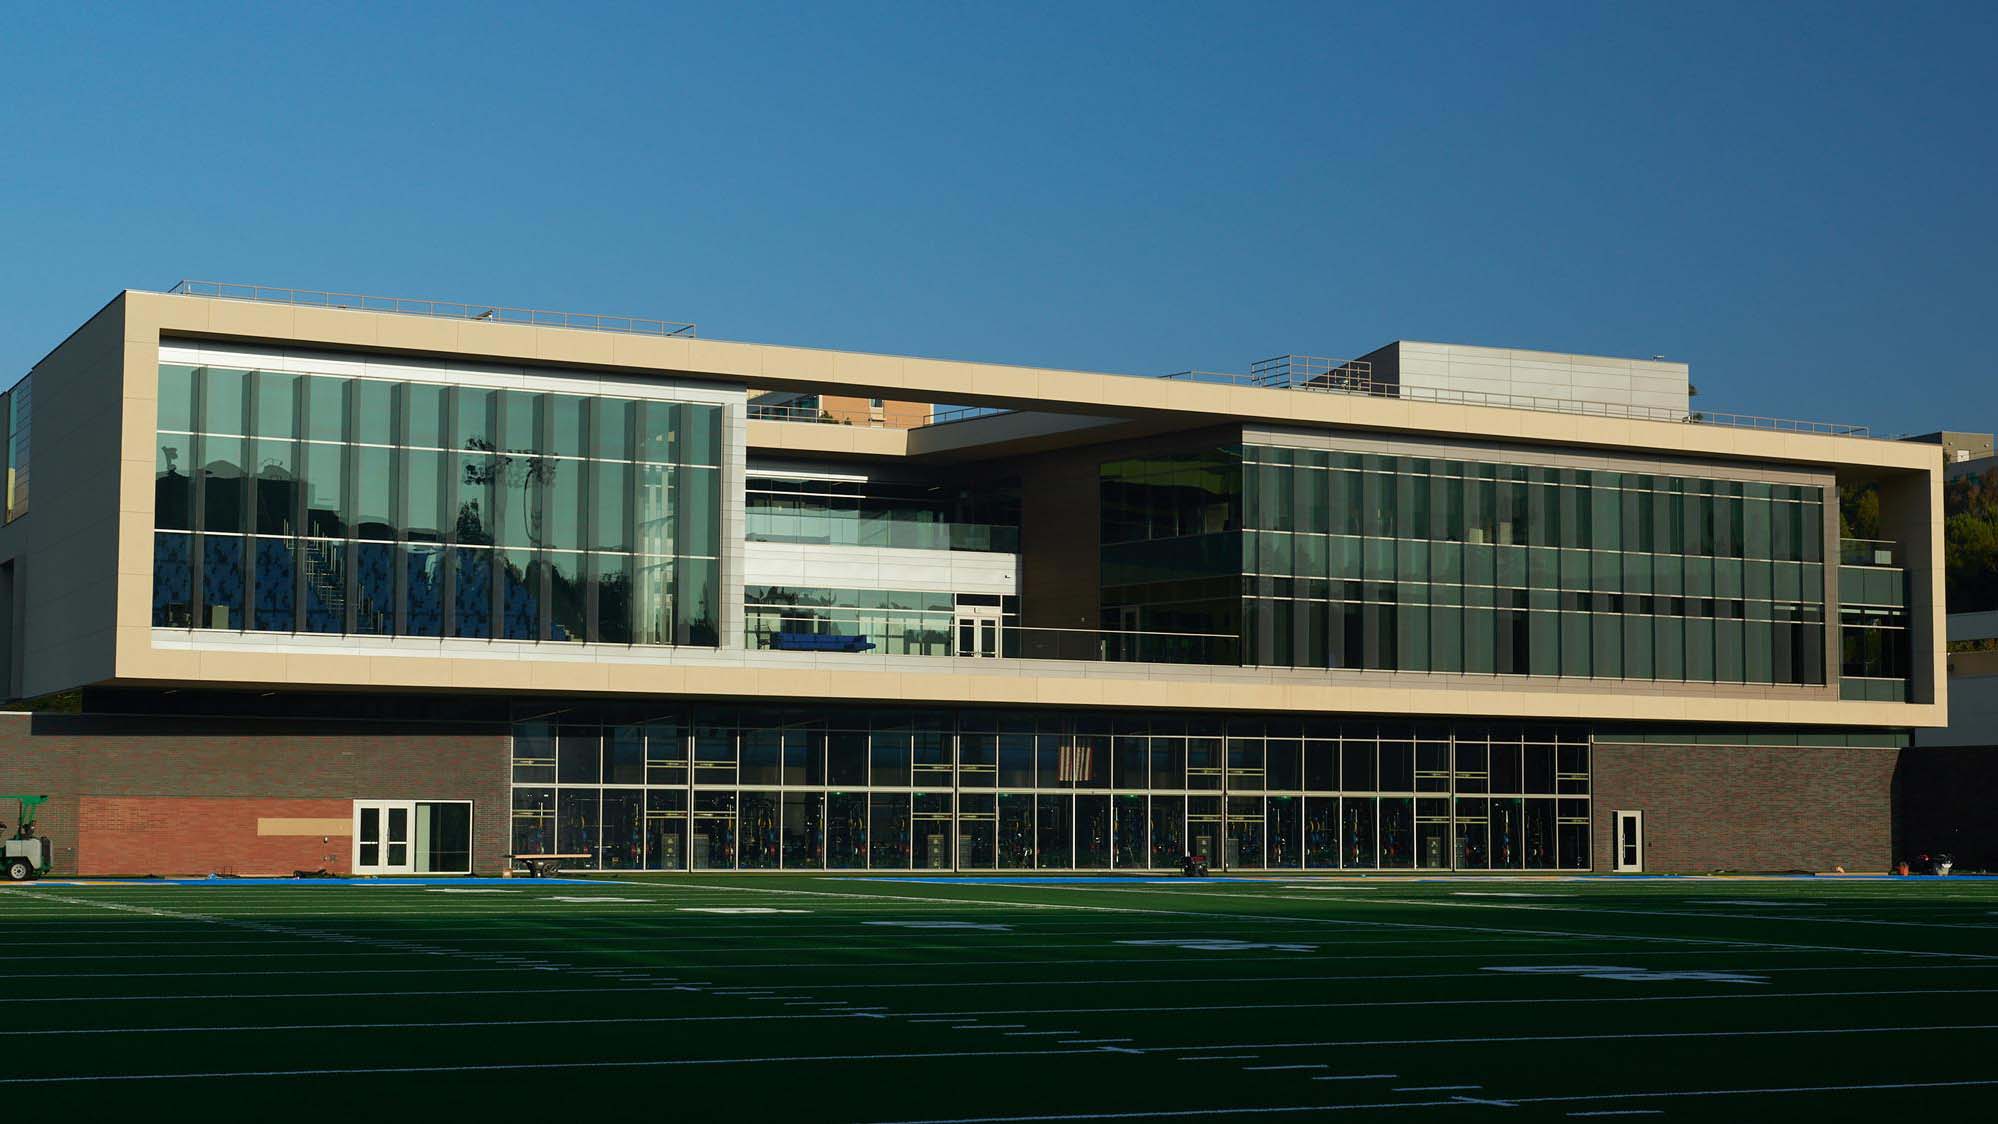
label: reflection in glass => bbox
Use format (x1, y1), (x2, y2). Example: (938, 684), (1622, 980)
(870, 792), (911, 868)
(557, 789), (599, 865)
(253, 537), (296, 632)
(511, 787), (554, 857)
(960, 793), (996, 868)
(200, 534), (245, 629)
(1150, 795), (1185, 867)
(693, 791), (736, 869)
(998, 794), (1034, 868)
(783, 792), (825, 869)
(353, 542), (394, 635)
(740, 791), (780, 869)
(301, 539), (346, 633)
(1075, 795), (1110, 868)
(404, 545), (445, 636)
(153, 533), (193, 626)
(645, 790), (687, 870)
(601, 790), (642, 870)
(827, 792), (867, 868)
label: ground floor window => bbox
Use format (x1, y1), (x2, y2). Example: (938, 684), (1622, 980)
(354, 799), (472, 875)
(510, 710), (1592, 871)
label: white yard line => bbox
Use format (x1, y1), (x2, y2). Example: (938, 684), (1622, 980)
(0, 1010), (886, 1036)
(1130, 1020), (1998, 1054)
(0, 1046), (1108, 1085)
(1018, 884), (1998, 962)
(777, 960), (1998, 992)
(894, 986), (1998, 1019)
(860, 1076), (1998, 1123)
(1328, 893), (1998, 935)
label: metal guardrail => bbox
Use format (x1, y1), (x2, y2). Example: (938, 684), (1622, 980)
(749, 622), (1241, 666)
(747, 403), (868, 425)
(748, 402), (1007, 428)
(1690, 410), (1869, 437)
(166, 280), (696, 338)
(1164, 360), (1867, 437)
(162, 283), (1870, 438)
(1840, 538), (1899, 566)
(757, 371), (1870, 438)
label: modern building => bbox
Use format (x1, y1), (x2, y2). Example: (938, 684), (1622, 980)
(0, 284), (1947, 876)
(1907, 430), (1995, 474)
(1905, 614), (1998, 871)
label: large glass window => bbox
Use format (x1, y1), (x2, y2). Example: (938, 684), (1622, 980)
(1224, 444), (1828, 687)
(152, 363), (722, 647)
(511, 710), (1595, 874)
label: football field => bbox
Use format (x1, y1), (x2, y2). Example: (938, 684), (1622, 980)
(4, 874), (1997, 1120)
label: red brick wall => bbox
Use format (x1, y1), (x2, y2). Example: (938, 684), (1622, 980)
(0, 711), (508, 876)
(81, 796), (352, 876)
(1593, 742), (1898, 873)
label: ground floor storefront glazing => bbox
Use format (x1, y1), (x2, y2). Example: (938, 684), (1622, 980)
(510, 708), (1593, 871)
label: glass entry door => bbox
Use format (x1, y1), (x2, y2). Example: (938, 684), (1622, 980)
(1613, 810), (1643, 872)
(353, 800), (416, 875)
(954, 607), (1001, 658)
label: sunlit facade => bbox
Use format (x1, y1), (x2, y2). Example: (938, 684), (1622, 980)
(0, 289), (1945, 877)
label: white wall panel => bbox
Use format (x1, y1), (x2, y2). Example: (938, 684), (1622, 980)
(744, 541), (1017, 596)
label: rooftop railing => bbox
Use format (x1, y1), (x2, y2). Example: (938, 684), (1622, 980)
(748, 402), (1008, 428)
(161, 283), (1872, 438)
(165, 280), (697, 337)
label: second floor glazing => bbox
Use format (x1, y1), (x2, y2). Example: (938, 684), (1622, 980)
(746, 473), (1020, 553)
(1101, 443), (1835, 687)
(152, 362), (724, 645)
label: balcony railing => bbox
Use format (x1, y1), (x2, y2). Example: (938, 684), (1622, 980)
(748, 402), (1008, 428)
(748, 622), (1240, 666)
(1840, 538), (1899, 567)
(764, 361), (1871, 439)
(166, 280), (697, 337)
(747, 515), (1020, 554)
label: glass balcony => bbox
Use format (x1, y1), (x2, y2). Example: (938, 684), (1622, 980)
(1839, 538), (1898, 567)
(745, 510), (1019, 553)
(747, 621), (1239, 666)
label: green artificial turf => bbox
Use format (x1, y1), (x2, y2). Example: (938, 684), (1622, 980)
(4, 874), (1997, 1120)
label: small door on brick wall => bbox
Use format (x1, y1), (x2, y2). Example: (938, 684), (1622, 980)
(354, 801), (416, 875)
(353, 800), (473, 876)
(1613, 810), (1644, 873)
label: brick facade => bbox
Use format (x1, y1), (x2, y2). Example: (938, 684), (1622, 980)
(1592, 741), (1899, 873)
(2, 706), (1937, 877)
(81, 795), (352, 876)
(0, 712), (509, 876)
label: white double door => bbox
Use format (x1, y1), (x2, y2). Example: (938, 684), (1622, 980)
(954, 606), (1001, 658)
(353, 800), (416, 875)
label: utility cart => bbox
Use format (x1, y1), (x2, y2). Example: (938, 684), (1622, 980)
(2, 796), (51, 881)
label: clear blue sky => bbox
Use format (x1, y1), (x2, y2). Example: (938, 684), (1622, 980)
(3, 1), (1993, 435)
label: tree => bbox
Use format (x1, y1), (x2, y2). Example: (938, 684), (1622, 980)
(1944, 466), (1998, 613)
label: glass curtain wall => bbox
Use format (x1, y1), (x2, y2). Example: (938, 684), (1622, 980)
(1236, 445), (1829, 685)
(747, 475), (1021, 553)
(152, 363), (722, 645)
(2, 375), (28, 522)
(511, 707), (1593, 872)
(1837, 563), (1909, 701)
(744, 586), (969, 655)
(1099, 448), (1246, 661)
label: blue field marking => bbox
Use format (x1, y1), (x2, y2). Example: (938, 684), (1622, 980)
(29, 876), (601, 888)
(854, 876), (1263, 885)
(850, 873), (1998, 884)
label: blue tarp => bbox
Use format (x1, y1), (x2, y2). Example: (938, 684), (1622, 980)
(771, 631), (876, 652)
